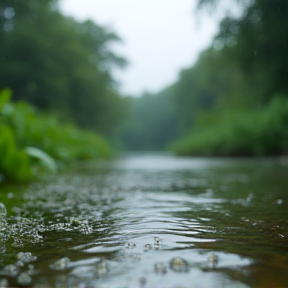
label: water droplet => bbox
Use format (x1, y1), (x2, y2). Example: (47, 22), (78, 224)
(154, 236), (162, 245)
(169, 257), (189, 272)
(97, 261), (108, 275)
(50, 257), (70, 271)
(208, 253), (218, 267)
(144, 243), (152, 249)
(17, 252), (37, 263)
(17, 272), (32, 286)
(4, 264), (19, 277)
(127, 242), (136, 248)
(154, 262), (166, 274)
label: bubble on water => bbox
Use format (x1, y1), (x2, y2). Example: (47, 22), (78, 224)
(0, 278), (9, 287)
(17, 272), (32, 286)
(126, 242), (136, 248)
(154, 262), (167, 274)
(68, 216), (82, 226)
(97, 260), (108, 275)
(50, 257), (71, 271)
(15, 260), (24, 267)
(12, 238), (24, 248)
(0, 203), (7, 233)
(144, 243), (152, 250)
(0, 203), (7, 217)
(154, 236), (162, 246)
(169, 257), (189, 273)
(4, 264), (19, 277)
(208, 253), (218, 267)
(17, 252), (37, 263)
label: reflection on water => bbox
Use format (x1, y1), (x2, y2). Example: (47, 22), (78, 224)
(0, 152), (288, 287)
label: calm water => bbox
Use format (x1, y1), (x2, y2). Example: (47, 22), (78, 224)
(1, 152), (288, 288)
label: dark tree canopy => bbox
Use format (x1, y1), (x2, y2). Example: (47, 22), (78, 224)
(0, 0), (127, 135)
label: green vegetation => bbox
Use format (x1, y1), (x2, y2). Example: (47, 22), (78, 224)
(0, 89), (112, 182)
(0, 0), (124, 183)
(170, 97), (288, 156)
(120, 0), (288, 156)
(0, 0), (127, 136)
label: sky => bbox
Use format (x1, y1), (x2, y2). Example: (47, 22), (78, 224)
(60, 0), (220, 96)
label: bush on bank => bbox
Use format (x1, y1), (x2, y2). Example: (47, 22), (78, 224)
(0, 89), (112, 182)
(169, 96), (288, 157)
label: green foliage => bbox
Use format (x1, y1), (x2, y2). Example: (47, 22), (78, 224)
(0, 0), (127, 135)
(170, 97), (288, 156)
(0, 89), (112, 182)
(0, 124), (31, 181)
(25, 147), (57, 173)
(143, 0), (288, 155)
(213, 0), (288, 104)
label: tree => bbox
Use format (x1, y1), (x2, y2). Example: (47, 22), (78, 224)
(0, 0), (127, 135)
(199, 0), (288, 105)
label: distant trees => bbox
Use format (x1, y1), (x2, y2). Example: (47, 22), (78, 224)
(0, 0), (127, 135)
(120, 0), (288, 154)
(119, 90), (179, 150)
(199, 0), (288, 105)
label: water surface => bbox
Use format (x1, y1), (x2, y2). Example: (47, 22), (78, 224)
(1, 152), (288, 287)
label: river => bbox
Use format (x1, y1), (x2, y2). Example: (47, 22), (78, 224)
(0, 152), (288, 288)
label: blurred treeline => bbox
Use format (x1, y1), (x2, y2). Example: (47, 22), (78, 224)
(120, 0), (288, 156)
(0, 0), (127, 136)
(0, 0), (125, 181)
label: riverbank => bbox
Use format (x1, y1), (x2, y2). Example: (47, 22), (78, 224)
(0, 89), (112, 182)
(169, 97), (288, 157)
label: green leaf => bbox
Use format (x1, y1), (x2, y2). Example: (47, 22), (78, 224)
(25, 147), (57, 173)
